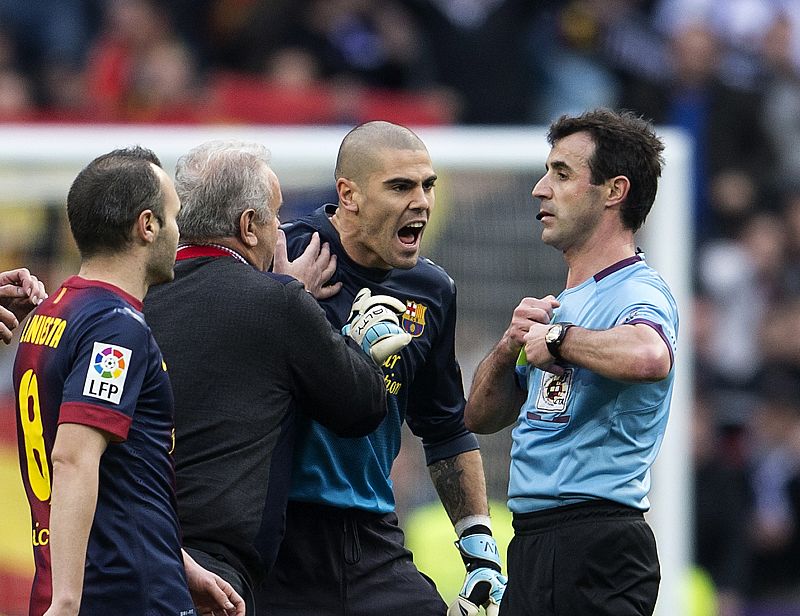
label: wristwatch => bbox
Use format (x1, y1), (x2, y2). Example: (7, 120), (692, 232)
(545, 322), (574, 359)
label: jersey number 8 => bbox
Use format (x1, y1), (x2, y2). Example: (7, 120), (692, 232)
(18, 369), (52, 502)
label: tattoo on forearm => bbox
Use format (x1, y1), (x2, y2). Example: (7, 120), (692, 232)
(429, 457), (470, 522)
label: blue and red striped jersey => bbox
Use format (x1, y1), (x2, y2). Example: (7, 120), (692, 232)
(14, 276), (193, 616)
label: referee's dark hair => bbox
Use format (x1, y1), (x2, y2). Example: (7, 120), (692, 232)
(67, 146), (164, 258)
(548, 108), (665, 232)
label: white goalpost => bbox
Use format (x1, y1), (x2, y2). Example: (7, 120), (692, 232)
(0, 123), (693, 615)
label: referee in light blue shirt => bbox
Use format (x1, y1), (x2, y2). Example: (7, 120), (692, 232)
(465, 108), (678, 616)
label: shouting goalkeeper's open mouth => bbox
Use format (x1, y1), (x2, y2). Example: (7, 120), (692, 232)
(398, 219), (426, 250)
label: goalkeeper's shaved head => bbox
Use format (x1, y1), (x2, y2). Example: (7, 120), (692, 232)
(335, 121), (428, 184)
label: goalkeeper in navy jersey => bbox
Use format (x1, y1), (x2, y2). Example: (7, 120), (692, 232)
(259, 121), (506, 616)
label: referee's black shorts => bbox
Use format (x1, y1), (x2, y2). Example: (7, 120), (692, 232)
(501, 499), (660, 616)
(258, 500), (447, 616)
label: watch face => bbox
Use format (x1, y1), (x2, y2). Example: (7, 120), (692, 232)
(546, 324), (562, 343)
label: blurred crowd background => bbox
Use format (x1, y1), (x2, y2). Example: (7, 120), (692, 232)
(2, 0), (800, 615)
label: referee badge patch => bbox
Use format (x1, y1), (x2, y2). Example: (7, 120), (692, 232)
(83, 342), (132, 405)
(529, 369), (574, 423)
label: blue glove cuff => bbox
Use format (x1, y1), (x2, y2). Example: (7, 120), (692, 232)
(455, 533), (501, 568)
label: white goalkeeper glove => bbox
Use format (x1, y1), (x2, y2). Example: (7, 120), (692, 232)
(448, 526), (507, 616)
(342, 288), (412, 364)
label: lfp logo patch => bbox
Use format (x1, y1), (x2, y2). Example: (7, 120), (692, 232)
(402, 300), (427, 337)
(83, 342), (132, 405)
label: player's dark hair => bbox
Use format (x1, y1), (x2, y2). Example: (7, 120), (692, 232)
(548, 108), (665, 232)
(67, 146), (164, 258)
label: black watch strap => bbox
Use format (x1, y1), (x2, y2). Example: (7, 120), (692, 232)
(546, 322), (574, 359)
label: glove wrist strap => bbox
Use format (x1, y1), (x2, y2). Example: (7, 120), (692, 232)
(455, 533), (501, 570)
(455, 515), (492, 538)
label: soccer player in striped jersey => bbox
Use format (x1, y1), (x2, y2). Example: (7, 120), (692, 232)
(14, 147), (243, 616)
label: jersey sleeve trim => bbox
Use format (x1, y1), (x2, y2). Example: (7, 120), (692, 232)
(423, 431), (480, 466)
(627, 318), (674, 369)
(59, 401), (132, 441)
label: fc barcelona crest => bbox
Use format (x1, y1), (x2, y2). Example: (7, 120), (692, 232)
(402, 300), (427, 337)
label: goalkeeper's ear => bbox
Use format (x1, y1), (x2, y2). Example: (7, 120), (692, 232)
(336, 176), (360, 212)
